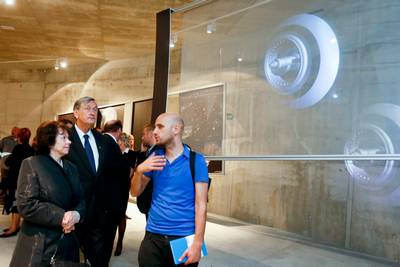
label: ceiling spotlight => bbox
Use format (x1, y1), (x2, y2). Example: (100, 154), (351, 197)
(54, 58), (68, 70)
(5, 0), (15, 6)
(206, 22), (216, 34)
(59, 58), (68, 69)
(237, 48), (243, 62)
(332, 93), (338, 99)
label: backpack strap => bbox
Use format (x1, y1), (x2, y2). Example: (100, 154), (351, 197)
(189, 149), (196, 187)
(189, 147), (210, 202)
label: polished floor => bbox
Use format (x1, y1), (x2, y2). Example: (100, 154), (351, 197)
(0, 203), (397, 267)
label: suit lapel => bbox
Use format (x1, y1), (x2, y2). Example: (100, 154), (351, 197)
(92, 129), (105, 176)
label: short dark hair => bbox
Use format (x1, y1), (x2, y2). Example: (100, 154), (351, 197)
(35, 121), (68, 155)
(103, 120), (123, 133)
(73, 96), (95, 111)
(18, 128), (31, 145)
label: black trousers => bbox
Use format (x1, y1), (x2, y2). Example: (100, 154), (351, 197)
(77, 211), (119, 267)
(139, 231), (199, 267)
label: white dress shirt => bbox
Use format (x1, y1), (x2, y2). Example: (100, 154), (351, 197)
(74, 125), (99, 171)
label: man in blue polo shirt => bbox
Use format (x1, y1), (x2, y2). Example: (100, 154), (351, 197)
(131, 113), (209, 267)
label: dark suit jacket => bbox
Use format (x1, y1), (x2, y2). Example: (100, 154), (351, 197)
(102, 134), (131, 217)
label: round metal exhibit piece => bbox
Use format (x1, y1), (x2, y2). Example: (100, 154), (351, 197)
(344, 123), (394, 188)
(264, 14), (340, 109)
(344, 103), (400, 193)
(265, 33), (309, 95)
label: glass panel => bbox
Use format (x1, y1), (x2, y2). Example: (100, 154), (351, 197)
(170, 0), (400, 262)
(169, 0), (400, 157)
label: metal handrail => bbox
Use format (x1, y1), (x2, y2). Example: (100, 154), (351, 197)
(204, 154), (400, 161)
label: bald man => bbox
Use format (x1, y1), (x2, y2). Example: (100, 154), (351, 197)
(131, 113), (209, 267)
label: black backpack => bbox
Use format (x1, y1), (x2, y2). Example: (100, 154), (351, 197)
(136, 147), (211, 215)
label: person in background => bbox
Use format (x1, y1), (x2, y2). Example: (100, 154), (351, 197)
(131, 113), (209, 267)
(9, 121), (85, 266)
(114, 132), (138, 256)
(102, 120), (131, 257)
(128, 134), (135, 151)
(59, 119), (74, 129)
(1, 128), (34, 238)
(135, 123), (156, 220)
(0, 127), (19, 182)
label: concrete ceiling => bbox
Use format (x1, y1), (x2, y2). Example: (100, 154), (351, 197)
(0, 0), (192, 69)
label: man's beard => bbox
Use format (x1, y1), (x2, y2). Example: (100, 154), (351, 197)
(155, 135), (173, 146)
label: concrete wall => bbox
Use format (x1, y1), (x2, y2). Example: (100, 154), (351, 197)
(0, 69), (46, 137)
(0, 55), (155, 139)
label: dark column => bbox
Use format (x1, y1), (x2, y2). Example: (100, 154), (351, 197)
(151, 8), (172, 123)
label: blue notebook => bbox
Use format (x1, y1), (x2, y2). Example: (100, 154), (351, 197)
(169, 234), (208, 265)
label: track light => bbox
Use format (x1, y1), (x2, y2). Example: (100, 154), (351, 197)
(206, 22), (216, 34)
(170, 33), (178, 48)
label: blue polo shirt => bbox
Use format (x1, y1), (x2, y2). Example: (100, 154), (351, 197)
(144, 145), (209, 236)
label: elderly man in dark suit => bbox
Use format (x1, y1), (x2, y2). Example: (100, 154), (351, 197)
(65, 96), (128, 267)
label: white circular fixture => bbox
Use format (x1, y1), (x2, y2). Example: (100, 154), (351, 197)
(344, 103), (400, 193)
(264, 14), (340, 109)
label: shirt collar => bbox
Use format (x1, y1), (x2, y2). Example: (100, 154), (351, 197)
(105, 132), (117, 143)
(156, 144), (190, 158)
(182, 144), (190, 159)
(74, 124), (94, 140)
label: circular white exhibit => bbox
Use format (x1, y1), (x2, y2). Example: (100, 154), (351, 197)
(264, 14), (340, 109)
(344, 103), (400, 193)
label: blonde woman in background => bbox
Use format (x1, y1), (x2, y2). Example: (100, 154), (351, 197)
(114, 132), (137, 256)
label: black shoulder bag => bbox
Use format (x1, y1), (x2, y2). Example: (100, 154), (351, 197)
(49, 233), (90, 267)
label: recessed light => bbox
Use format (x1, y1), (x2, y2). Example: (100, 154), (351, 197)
(5, 0), (16, 6)
(0, 25), (15, 31)
(59, 58), (68, 69)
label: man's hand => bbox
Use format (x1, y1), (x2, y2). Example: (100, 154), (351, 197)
(131, 154), (166, 196)
(178, 241), (202, 265)
(136, 155), (166, 174)
(62, 211), (80, 233)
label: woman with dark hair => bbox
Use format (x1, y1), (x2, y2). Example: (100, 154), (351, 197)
(9, 121), (85, 266)
(1, 127), (34, 237)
